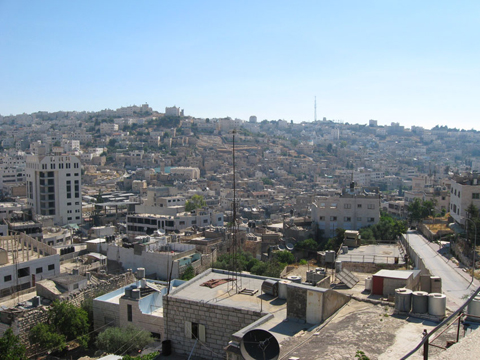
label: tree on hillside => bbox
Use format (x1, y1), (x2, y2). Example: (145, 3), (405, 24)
(185, 194), (206, 212)
(0, 328), (27, 360)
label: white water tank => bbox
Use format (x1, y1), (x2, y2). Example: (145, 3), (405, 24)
(428, 293), (446, 317)
(325, 250), (336, 263)
(467, 296), (480, 323)
(278, 280), (291, 299)
(137, 267), (145, 278)
(287, 275), (302, 284)
(412, 291), (429, 314)
(430, 276), (442, 293)
(395, 288), (412, 313)
(335, 261), (343, 273)
(365, 277), (373, 291)
(342, 246), (348, 254)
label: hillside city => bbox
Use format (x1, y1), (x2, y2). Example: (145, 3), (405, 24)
(0, 104), (479, 359)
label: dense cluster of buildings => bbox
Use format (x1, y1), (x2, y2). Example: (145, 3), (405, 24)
(0, 104), (479, 357)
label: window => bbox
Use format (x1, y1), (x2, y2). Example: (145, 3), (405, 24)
(127, 304), (132, 322)
(68, 217), (72, 221)
(357, 204), (362, 208)
(458, 191), (461, 198)
(330, 216), (337, 221)
(344, 204), (351, 209)
(67, 202), (72, 206)
(367, 204), (375, 209)
(18, 267), (30, 278)
(179, 221), (185, 225)
(203, 219), (208, 224)
(367, 217), (375, 223)
(36, 267), (43, 274)
(344, 217), (351, 222)
(185, 321), (205, 342)
(75, 202), (80, 205)
(66, 163), (71, 169)
(48, 264), (55, 271)
(74, 163), (79, 168)
(67, 173), (71, 176)
(4, 275), (12, 282)
(74, 173), (79, 177)
(50, 163), (55, 169)
(319, 216), (325, 221)
(473, 193), (480, 200)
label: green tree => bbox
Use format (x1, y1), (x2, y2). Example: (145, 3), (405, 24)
(0, 328), (27, 360)
(295, 238), (319, 251)
(30, 323), (66, 352)
(273, 250), (295, 264)
(262, 177), (273, 186)
(185, 194), (206, 212)
(181, 265), (195, 281)
(29, 300), (90, 352)
(96, 325), (153, 354)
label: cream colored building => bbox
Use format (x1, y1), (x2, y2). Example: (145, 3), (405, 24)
(312, 187), (380, 238)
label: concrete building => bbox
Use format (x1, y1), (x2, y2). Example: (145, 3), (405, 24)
(25, 151), (82, 225)
(98, 239), (199, 280)
(164, 269), (350, 359)
(0, 233), (59, 297)
(126, 209), (224, 235)
(135, 192), (186, 216)
(93, 279), (184, 341)
(165, 106), (184, 117)
(169, 167), (200, 180)
(371, 269), (421, 297)
(311, 185), (381, 238)
(449, 174), (480, 225)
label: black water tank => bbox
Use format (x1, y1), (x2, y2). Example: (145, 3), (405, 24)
(162, 340), (172, 356)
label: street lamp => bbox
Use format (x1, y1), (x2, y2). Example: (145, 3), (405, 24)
(464, 217), (477, 285)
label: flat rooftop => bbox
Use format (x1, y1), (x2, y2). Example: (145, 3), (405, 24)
(170, 269), (308, 343)
(337, 244), (405, 264)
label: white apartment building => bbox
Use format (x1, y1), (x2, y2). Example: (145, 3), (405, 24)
(25, 152), (82, 225)
(311, 187), (381, 238)
(100, 123), (119, 134)
(450, 174), (480, 225)
(135, 191), (186, 216)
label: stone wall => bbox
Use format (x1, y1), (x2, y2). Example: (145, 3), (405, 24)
(0, 272), (136, 354)
(164, 296), (265, 359)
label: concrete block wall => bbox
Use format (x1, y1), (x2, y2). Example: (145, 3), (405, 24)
(164, 297), (264, 359)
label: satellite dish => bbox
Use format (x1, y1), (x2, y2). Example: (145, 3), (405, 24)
(286, 243), (294, 251)
(240, 329), (280, 360)
(278, 244), (286, 251)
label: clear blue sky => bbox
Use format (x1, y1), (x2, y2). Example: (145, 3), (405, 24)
(1, 1), (479, 130)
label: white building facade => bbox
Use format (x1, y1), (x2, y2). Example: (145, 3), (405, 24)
(26, 153), (82, 225)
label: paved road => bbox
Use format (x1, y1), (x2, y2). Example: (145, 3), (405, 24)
(405, 231), (478, 309)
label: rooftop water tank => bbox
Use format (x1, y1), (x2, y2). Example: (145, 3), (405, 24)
(287, 275), (302, 284)
(137, 267), (145, 278)
(467, 296), (480, 323)
(335, 260), (342, 273)
(325, 250), (335, 263)
(395, 288), (412, 313)
(365, 277), (373, 291)
(412, 291), (429, 314)
(132, 289), (141, 300)
(278, 280), (291, 300)
(262, 279), (279, 297)
(342, 246), (348, 254)
(428, 293), (446, 317)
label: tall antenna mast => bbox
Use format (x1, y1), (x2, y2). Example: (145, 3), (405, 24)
(229, 129), (241, 293)
(314, 96), (317, 122)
